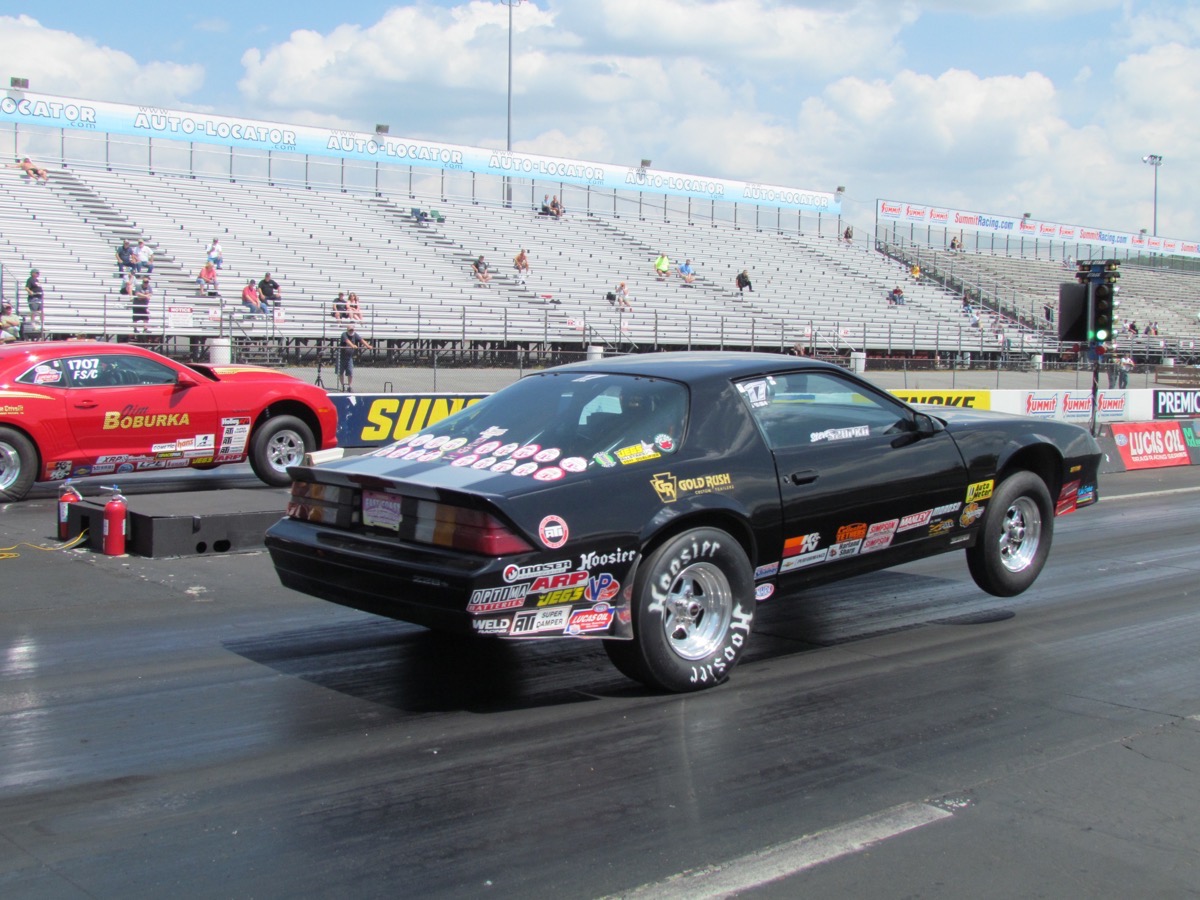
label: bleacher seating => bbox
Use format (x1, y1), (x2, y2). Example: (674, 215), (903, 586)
(2, 162), (1194, 363)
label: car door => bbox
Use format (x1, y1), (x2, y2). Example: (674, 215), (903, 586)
(63, 352), (221, 470)
(736, 368), (969, 583)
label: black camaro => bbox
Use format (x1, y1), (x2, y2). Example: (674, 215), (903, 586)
(266, 352), (1101, 692)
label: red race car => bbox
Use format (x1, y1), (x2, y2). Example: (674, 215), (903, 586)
(0, 341), (339, 501)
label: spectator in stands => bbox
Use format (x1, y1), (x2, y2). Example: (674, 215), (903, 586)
(116, 240), (136, 274)
(206, 238), (224, 269)
(550, 195), (564, 218)
(890, 285), (905, 305)
(119, 271), (136, 300)
(540, 194), (553, 216)
(347, 292), (364, 322)
(8, 157), (48, 184)
(736, 269), (753, 294)
(0, 303), (22, 342)
(472, 255), (492, 284)
(1129, 321), (1140, 336)
(241, 279), (264, 315)
(195, 261), (219, 296)
(513, 248), (531, 283)
(132, 277), (152, 333)
(843, 226), (854, 244)
(613, 282), (632, 310)
(24, 269), (44, 329)
(332, 291), (349, 320)
(678, 259), (696, 284)
(654, 251), (671, 280)
(336, 323), (373, 392)
(134, 240), (154, 274)
(910, 263), (922, 280)
(259, 273), (282, 308)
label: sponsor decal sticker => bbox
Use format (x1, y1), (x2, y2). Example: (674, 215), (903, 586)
(959, 502), (985, 527)
(754, 562), (780, 579)
(650, 471), (734, 503)
(504, 559), (572, 583)
(1055, 479), (1081, 516)
(512, 462), (539, 476)
(533, 467), (565, 481)
(511, 444), (541, 459)
(473, 617), (511, 634)
(579, 547), (637, 570)
(451, 454), (479, 467)
(534, 447), (562, 463)
(584, 573), (621, 604)
(860, 532), (894, 553)
(560, 456), (588, 473)
(779, 548), (828, 571)
(783, 533), (821, 557)
(929, 518), (955, 536)
(538, 515), (569, 548)
(738, 380), (770, 408)
(755, 583), (776, 601)
(593, 451), (617, 468)
(826, 539), (862, 560)
(617, 442), (661, 465)
(932, 502), (961, 516)
(811, 425), (870, 442)
(510, 607), (571, 635)
(965, 480), (994, 502)
(467, 583), (529, 614)
(868, 519), (899, 537)
(896, 510), (932, 532)
(566, 603), (615, 635)
(836, 522), (868, 542)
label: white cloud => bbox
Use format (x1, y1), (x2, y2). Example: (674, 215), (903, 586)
(0, 15), (203, 105)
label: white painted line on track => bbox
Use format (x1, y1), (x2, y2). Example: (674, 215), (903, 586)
(1104, 485), (1200, 502)
(609, 801), (953, 899)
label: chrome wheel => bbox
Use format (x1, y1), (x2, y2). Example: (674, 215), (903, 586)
(659, 561), (734, 661)
(999, 495), (1042, 573)
(264, 427), (307, 474)
(0, 439), (21, 492)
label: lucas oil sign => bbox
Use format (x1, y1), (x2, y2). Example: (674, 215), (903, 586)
(333, 394), (488, 447)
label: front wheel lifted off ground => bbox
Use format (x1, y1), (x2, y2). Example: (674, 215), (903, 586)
(605, 527), (755, 692)
(966, 470), (1053, 597)
(249, 415), (314, 487)
(0, 426), (37, 502)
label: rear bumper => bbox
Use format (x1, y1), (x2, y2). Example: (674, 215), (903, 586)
(265, 518), (483, 633)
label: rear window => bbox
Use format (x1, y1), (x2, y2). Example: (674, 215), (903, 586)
(373, 372), (688, 470)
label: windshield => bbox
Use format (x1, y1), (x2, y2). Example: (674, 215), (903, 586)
(371, 372), (688, 472)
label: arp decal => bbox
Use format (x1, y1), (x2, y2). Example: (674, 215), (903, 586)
(965, 480), (994, 503)
(538, 515), (569, 549)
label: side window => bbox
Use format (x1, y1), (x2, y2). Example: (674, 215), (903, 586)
(16, 358), (66, 387)
(58, 354), (176, 387)
(737, 371), (913, 449)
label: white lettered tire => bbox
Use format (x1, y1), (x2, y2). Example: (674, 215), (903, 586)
(605, 527), (755, 692)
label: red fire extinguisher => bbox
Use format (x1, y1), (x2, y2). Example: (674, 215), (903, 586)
(102, 486), (128, 556)
(58, 480), (82, 540)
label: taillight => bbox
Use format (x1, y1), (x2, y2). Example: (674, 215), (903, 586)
(422, 502), (534, 556)
(290, 481), (534, 556)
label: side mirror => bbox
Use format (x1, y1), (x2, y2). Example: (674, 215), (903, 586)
(915, 412), (943, 435)
(175, 370), (201, 389)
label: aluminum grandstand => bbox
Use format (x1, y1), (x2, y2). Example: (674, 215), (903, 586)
(2, 90), (1199, 371)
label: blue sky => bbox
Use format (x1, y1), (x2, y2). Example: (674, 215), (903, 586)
(2, 1), (1196, 237)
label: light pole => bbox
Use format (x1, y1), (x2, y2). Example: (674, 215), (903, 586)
(1142, 154), (1162, 236)
(503, 0), (523, 207)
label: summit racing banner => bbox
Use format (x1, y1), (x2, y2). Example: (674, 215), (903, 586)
(334, 394), (487, 447)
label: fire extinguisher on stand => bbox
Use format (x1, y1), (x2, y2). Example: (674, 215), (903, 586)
(102, 485), (128, 556)
(57, 480), (82, 540)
